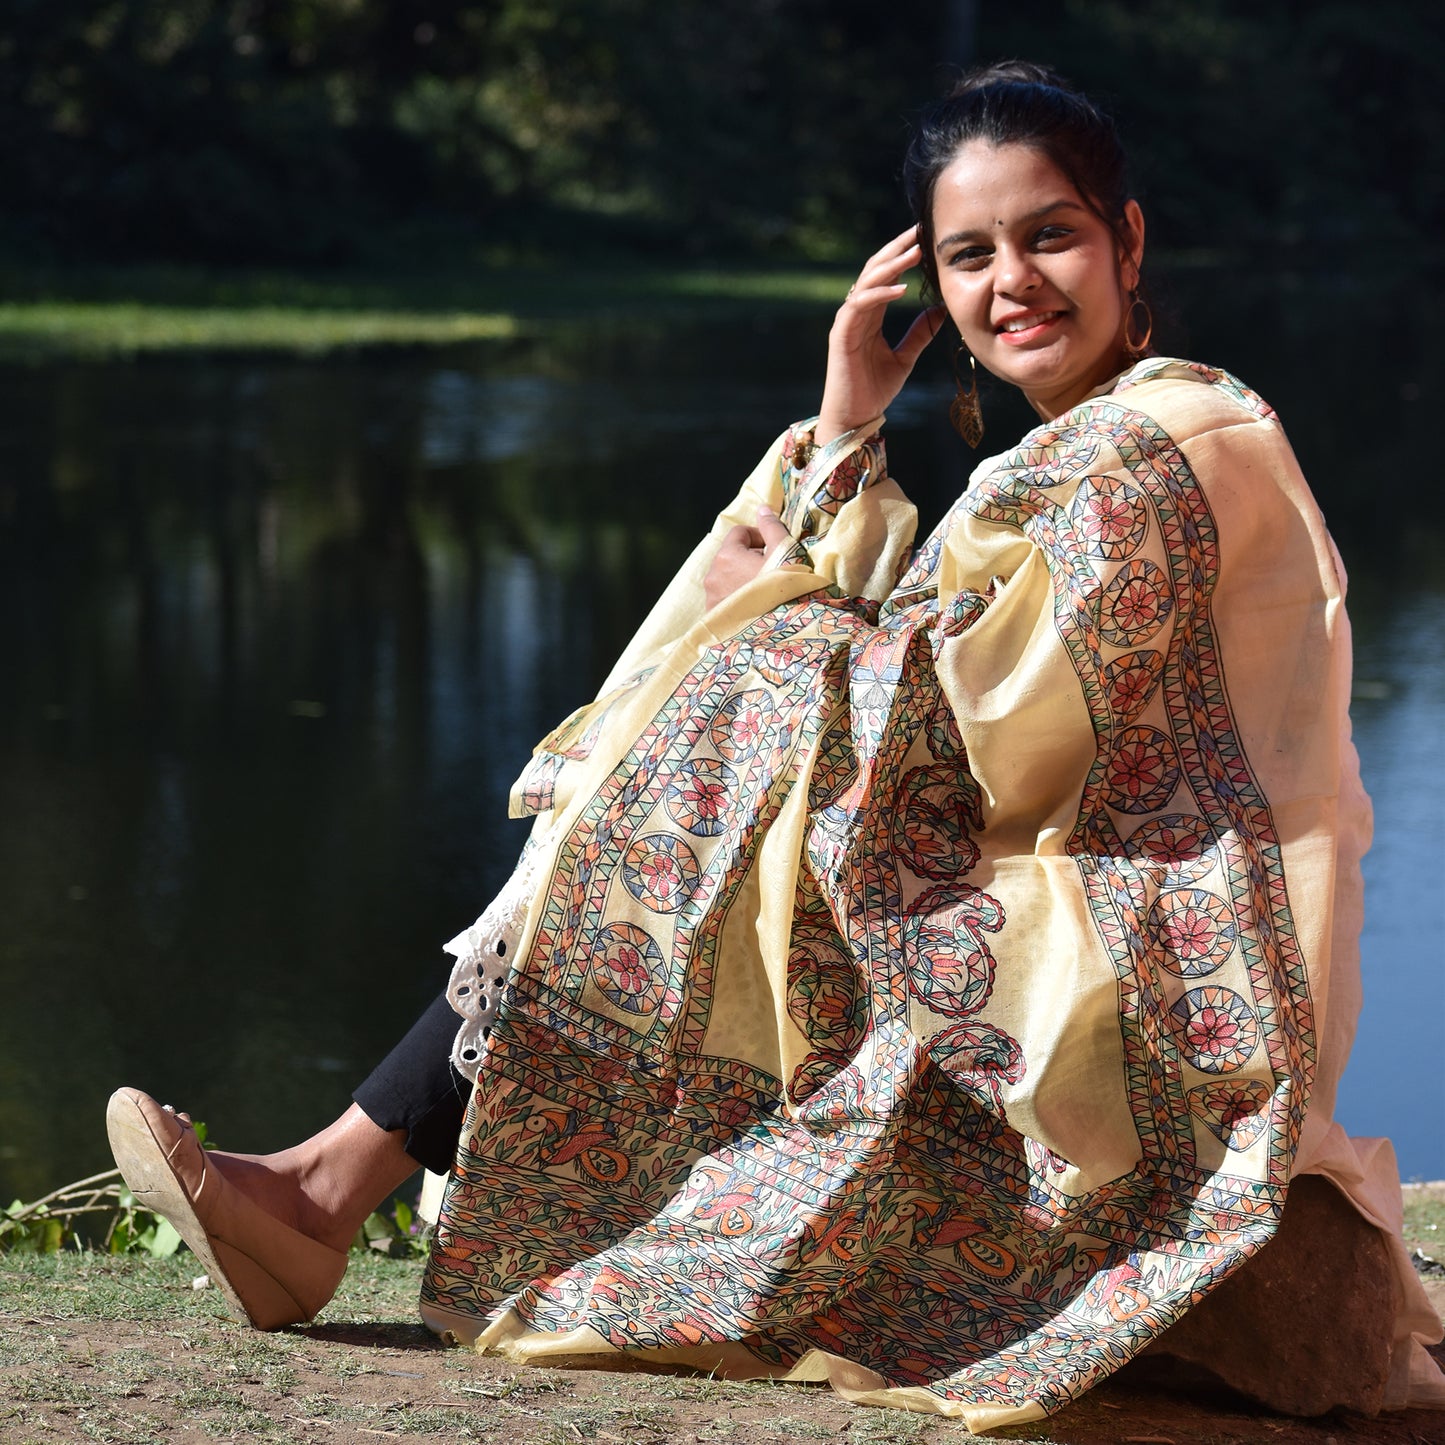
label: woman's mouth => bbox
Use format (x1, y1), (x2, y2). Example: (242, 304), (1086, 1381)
(996, 311), (1064, 343)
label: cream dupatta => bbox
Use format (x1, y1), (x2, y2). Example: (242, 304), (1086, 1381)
(421, 358), (1443, 1429)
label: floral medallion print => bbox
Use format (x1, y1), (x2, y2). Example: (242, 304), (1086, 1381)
(1169, 986), (1260, 1074)
(1187, 1079), (1273, 1150)
(1103, 649), (1163, 722)
(1123, 814), (1219, 886)
(1069, 475), (1148, 559)
(1105, 725), (1181, 815)
(806, 447), (867, 516)
(664, 757), (738, 836)
(621, 834), (702, 914)
(1100, 559), (1174, 647)
(590, 922), (667, 1016)
(428, 369), (1321, 1432)
(892, 763), (983, 880)
(1149, 888), (1237, 977)
(708, 689), (776, 764)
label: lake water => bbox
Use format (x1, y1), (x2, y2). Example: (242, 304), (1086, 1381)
(1, 280), (1441, 1214)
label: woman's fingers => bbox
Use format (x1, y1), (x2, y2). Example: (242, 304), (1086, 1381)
(836, 235), (924, 343)
(863, 225), (922, 270)
(817, 228), (936, 440)
(703, 512), (799, 610)
(755, 507), (791, 555)
(719, 523), (761, 555)
(893, 305), (948, 369)
(705, 525), (762, 609)
(846, 228), (922, 299)
(842, 281), (909, 315)
(720, 511), (788, 558)
(844, 261), (915, 309)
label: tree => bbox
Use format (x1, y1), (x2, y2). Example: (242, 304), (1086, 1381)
(0, 0), (1436, 267)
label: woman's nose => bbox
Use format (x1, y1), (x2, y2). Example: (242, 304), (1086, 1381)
(995, 246), (1040, 294)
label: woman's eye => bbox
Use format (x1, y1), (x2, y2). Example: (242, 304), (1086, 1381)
(948, 246), (990, 268)
(1033, 226), (1073, 248)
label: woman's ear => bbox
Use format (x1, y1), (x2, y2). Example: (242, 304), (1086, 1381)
(1120, 198), (1146, 289)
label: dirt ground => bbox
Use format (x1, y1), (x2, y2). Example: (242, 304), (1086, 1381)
(6, 1313), (1445, 1445)
(2, 1185), (1442, 1445)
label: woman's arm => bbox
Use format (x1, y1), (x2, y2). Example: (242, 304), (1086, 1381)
(703, 227), (942, 604)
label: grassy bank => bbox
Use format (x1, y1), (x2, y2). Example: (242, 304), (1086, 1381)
(1, 1187), (1441, 1445)
(0, 260), (855, 360)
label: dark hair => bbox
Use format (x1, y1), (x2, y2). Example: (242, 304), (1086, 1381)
(903, 61), (1134, 298)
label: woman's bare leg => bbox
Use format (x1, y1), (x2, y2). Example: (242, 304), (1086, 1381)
(169, 993), (465, 1256)
(207, 1104), (421, 1255)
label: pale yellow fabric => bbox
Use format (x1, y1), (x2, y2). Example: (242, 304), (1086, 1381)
(424, 360), (1443, 1427)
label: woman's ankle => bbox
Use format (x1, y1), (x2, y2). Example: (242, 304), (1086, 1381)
(207, 1150), (326, 1239)
(207, 1106), (419, 1255)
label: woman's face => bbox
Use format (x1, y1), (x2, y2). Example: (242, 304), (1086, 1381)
(930, 140), (1145, 421)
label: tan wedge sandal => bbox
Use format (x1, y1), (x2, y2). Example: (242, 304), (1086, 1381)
(106, 1087), (348, 1330)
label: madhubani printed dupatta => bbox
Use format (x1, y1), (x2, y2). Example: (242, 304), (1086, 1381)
(420, 359), (1358, 1431)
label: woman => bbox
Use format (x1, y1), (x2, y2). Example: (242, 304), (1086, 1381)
(108, 63), (1444, 1430)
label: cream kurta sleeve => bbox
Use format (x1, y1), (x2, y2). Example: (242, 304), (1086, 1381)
(596, 417), (917, 698)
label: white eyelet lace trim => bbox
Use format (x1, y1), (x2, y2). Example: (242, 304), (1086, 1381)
(443, 828), (555, 1083)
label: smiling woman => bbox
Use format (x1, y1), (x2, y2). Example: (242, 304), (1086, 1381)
(105, 61), (1445, 1433)
(927, 142), (1143, 420)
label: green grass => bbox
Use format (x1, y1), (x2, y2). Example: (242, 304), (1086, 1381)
(0, 259), (857, 359)
(0, 1251), (472, 1442)
(0, 1248), (423, 1323)
(3, 1194), (1438, 1444)
(1404, 1185), (1445, 1234)
(0, 300), (521, 356)
(0, 1248), (1002, 1442)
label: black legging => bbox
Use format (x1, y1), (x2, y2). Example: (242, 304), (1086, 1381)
(352, 990), (468, 1175)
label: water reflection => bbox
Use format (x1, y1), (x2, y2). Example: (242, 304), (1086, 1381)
(0, 296), (1441, 1208)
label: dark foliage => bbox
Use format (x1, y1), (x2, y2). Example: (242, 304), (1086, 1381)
(0, 0), (1438, 266)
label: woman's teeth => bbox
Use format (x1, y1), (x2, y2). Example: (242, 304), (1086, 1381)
(1001, 312), (1061, 333)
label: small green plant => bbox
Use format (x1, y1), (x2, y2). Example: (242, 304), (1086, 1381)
(355, 1193), (433, 1259)
(1, 1195), (69, 1253)
(0, 1123), (211, 1258)
(105, 1190), (185, 1257)
(3, 1129), (430, 1265)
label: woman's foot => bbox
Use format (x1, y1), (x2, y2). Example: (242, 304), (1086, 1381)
(106, 1090), (419, 1328)
(207, 1106), (419, 1256)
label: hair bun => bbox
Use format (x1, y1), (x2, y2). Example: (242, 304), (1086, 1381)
(950, 60), (1079, 98)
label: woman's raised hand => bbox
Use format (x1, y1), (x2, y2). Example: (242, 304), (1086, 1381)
(816, 226), (945, 445)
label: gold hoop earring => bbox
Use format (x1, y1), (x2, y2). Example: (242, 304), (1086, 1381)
(1125, 290), (1154, 358)
(950, 344), (985, 447)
